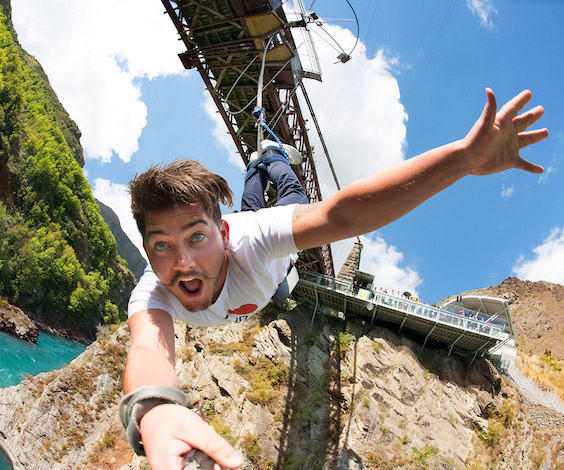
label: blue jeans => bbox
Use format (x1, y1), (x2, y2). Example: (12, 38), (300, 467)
(241, 159), (307, 212)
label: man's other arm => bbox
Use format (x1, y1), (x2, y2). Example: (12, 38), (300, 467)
(124, 310), (244, 470)
(292, 89), (548, 251)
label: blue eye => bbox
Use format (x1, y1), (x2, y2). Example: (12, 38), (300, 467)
(193, 233), (204, 242)
(155, 242), (167, 251)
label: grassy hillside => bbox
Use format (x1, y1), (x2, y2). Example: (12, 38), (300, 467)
(0, 3), (134, 332)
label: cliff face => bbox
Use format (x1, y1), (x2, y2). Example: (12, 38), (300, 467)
(1, 303), (561, 470)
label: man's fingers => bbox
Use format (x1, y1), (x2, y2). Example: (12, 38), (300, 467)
(513, 105), (545, 132)
(480, 88), (498, 129)
(498, 89), (532, 121)
(515, 156), (544, 174)
(519, 128), (549, 149)
(183, 421), (244, 469)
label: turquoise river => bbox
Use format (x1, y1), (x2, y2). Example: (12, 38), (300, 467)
(0, 330), (87, 469)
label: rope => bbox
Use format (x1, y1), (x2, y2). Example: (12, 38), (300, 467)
(252, 105), (290, 161)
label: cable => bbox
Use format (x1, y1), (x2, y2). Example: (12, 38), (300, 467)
(403, 0), (458, 104)
(226, 56), (291, 117)
(224, 55), (259, 104)
(308, 23), (346, 55)
(343, 0), (360, 56)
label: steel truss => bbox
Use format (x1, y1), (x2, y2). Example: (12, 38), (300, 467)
(161, 0), (334, 275)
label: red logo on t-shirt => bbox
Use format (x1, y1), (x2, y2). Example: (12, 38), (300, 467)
(228, 304), (258, 315)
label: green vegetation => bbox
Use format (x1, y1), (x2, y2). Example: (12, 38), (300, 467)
(475, 399), (517, 449)
(235, 356), (288, 410)
(210, 326), (261, 356)
(0, 7), (133, 328)
(334, 328), (355, 358)
(540, 350), (562, 372)
(241, 433), (274, 469)
(306, 327), (318, 346)
(412, 443), (439, 465)
(371, 339), (381, 354)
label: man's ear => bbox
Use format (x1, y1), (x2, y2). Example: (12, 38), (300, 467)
(220, 220), (230, 249)
(142, 239), (150, 259)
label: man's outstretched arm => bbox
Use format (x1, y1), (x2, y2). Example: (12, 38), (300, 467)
(292, 89), (548, 250)
(124, 310), (244, 470)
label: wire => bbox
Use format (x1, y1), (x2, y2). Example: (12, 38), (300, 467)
(403, 0), (458, 104)
(268, 82), (300, 129)
(225, 56), (292, 117)
(224, 55), (259, 104)
(343, 0), (360, 56)
(309, 23), (346, 55)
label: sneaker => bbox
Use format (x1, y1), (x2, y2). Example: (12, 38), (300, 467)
(261, 139), (303, 166)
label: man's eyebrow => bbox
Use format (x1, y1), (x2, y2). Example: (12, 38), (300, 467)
(145, 219), (209, 240)
(182, 219), (209, 232)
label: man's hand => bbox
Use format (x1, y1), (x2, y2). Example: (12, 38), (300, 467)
(139, 403), (244, 470)
(461, 88), (548, 176)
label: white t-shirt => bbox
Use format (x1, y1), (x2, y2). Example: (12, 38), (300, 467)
(127, 204), (298, 326)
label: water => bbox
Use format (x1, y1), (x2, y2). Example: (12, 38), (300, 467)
(0, 446), (11, 470)
(0, 330), (86, 388)
(0, 330), (86, 469)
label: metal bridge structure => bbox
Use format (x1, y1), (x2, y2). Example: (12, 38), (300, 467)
(294, 269), (514, 360)
(160, 0), (334, 276)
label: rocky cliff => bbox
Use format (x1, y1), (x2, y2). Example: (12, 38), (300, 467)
(0, 300), (562, 470)
(0, 300), (37, 342)
(452, 277), (564, 358)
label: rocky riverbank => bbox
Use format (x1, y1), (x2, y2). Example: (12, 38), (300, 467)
(0, 301), (38, 343)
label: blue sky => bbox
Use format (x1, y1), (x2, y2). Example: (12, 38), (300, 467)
(12, 0), (563, 304)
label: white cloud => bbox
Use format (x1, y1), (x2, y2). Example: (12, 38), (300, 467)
(12, 0), (185, 162)
(298, 23), (407, 195)
(466, 0), (497, 30)
(501, 184), (514, 200)
(512, 227), (564, 284)
(202, 91), (244, 171)
(92, 178), (146, 261)
(296, 23), (413, 281)
(538, 165), (555, 183)
(358, 234), (422, 296)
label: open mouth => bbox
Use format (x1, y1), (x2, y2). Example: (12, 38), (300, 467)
(179, 278), (203, 296)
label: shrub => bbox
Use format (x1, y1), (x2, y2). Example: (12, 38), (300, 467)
(98, 432), (115, 451)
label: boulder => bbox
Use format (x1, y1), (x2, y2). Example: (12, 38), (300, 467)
(0, 301), (39, 343)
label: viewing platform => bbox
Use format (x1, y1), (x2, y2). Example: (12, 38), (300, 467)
(293, 268), (513, 360)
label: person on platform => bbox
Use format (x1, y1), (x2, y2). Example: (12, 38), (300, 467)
(121, 89), (548, 470)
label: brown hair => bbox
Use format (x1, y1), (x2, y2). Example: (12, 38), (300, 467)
(129, 159), (233, 236)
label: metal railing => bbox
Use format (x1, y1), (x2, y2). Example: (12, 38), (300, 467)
(503, 362), (564, 414)
(297, 268), (506, 339)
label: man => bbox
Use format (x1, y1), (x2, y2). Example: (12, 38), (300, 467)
(122, 89), (547, 470)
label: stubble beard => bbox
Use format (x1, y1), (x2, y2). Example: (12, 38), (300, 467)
(170, 253), (227, 312)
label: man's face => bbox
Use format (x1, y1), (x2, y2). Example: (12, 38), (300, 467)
(143, 202), (229, 312)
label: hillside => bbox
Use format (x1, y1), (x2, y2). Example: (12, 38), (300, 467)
(96, 199), (147, 280)
(1, 302), (562, 470)
(0, 0), (138, 336)
(454, 277), (564, 359)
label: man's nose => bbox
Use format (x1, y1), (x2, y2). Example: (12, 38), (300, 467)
(174, 245), (194, 269)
